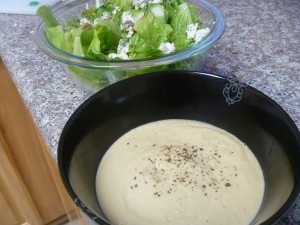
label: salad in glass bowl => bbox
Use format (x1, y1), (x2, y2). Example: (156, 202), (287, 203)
(35, 0), (225, 93)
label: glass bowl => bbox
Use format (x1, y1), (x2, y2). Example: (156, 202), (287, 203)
(35, 0), (225, 93)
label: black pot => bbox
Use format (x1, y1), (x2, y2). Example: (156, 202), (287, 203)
(58, 71), (300, 225)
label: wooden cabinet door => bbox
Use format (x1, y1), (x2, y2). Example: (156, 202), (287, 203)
(0, 130), (42, 225)
(0, 59), (85, 225)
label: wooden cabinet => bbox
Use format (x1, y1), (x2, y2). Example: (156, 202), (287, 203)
(0, 59), (86, 225)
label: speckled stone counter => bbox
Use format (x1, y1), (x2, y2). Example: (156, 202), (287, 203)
(0, 0), (299, 224)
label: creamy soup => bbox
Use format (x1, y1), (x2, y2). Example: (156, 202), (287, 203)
(96, 119), (265, 225)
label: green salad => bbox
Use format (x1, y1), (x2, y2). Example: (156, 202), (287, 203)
(37, 0), (210, 60)
(37, 0), (211, 91)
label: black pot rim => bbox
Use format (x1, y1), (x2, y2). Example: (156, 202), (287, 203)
(57, 71), (300, 225)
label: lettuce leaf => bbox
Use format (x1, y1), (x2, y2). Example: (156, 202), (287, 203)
(68, 66), (126, 90)
(80, 29), (94, 55)
(188, 3), (202, 27)
(149, 4), (166, 23)
(37, 5), (59, 27)
(128, 33), (162, 59)
(86, 27), (108, 59)
(81, 6), (97, 21)
(171, 34), (193, 50)
(73, 36), (84, 56)
(88, 20), (121, 55)
(45, 25), (71, 52)
(96, 19), (122, 38)
(171, 3), (193, 34)
(133, 13), (172, 49)
(63, 31), (73, 53)
(111, 0), (133, 11)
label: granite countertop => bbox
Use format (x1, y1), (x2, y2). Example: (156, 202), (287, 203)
(0, 0), (299, 224)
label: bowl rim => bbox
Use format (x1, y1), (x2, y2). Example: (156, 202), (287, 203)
(35, 0), (226, 69)
(57, 71), (300, 225)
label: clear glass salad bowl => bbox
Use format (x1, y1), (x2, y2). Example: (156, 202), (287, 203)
(35, 0), (225, 93)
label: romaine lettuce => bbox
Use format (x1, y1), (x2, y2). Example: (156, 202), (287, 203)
(73, 36), (85, 56)
(171, 3), (193, 34)
(37, 5), (59, 27)
(37, 0), (210, 91)
(133, 13), (172, 49)
(128, 33), (162, 59)
(37, 0), (208, 60)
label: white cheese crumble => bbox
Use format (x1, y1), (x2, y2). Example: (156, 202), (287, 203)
(150, 6), (164, 17)
(133, 0), (162, 9)
(151, 0), (163, 4)
(95, 0), (105, 8)
(94, 11), (112, 24)
(127, 27), (134, 38)
(159, 42), (176, 54)
(120, 11), (135, 37)
(186, 24), (210, 43)
(186, 23), (198, 39)
(94, 12), (111, 25)
(117, 39), (129, 54)
(133, 0), (148, 9)
(80, 18), (92, 26)
(108, 39), (130, 60)
(93, 18), (100, 25)
(112, 6), (121, 15)
(195, 28), (210, 42)
(132, 12), (145, 23)
(108, 52), (129, 60)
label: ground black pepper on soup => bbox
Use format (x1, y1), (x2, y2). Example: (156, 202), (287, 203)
(96, 119), (265, 225)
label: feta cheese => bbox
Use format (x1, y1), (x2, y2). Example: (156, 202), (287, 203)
(108, 52), (129, 60)
(127, 27), (134, 38)
(120, 11), (135, 37)
(133, 0), (149, 9)
(108, 39), (130, 60)
(95, 0), (105, 8)
(108, 53), (119, 59)
(80, 18), (92, 26)
(112, 6), (121, 15)
(186, 24), (210, 43)
(132, 12), (144, 23)
(150, 5), (164, 18)
(117, 39), (129, 54)
(93, 11), (112, 24)
(117, 52), (129, 60)
(159, 42), (176, 54)
(94, 18), (103, 25)
(186, 23), (198, 39)
(195, 28), (210, 42)
(133, 0), (162, 9)
(121, 11), (135, 30)
(151, 0), (163, 4)
(102, 12), (111, 20)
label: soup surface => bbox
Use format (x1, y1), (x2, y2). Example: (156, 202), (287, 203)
(96, 119), (265, 225)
